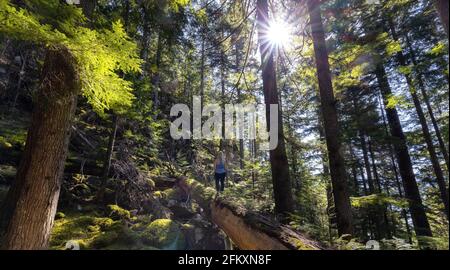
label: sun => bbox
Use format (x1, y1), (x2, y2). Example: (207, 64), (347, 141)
(267, 21), (291, 47)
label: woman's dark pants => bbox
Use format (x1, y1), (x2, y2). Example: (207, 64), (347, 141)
(214, 172), (226, 192)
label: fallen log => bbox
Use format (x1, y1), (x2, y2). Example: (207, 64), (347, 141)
(152, 175), (177, 190)
(178, 176), (323, 250)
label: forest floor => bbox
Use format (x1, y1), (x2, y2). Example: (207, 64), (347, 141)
(47, 174), (227, 250)
(0, 110), (228, 250)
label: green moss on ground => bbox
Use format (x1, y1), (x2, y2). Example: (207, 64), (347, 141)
(50, 212), (139, 250)
(50, 209), (168, 250)
(107, 204), (131, 220)
(50, 213), (113, 249)
(141, 219), (186, 250)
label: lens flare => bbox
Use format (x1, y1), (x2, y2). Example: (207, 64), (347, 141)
(267, 21), (291, 47)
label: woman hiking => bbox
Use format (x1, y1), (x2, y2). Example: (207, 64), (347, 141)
(214, 151), (227, 192)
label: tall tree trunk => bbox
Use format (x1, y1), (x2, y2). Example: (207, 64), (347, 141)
(357, 161), (374, 239)
(152, 32), (163, 111)
(433, 0), (449, 36)
(220, 30), (226, 150)
(359, 132), (386, 239)
(388, 20), (449, 219)
(235, 38), (245, 169)
(306, 0), (353, 236)
(10, 50), (27, 111)
(97, 114), (119, 204)
(200, 38), (205, 106)
(288, 119), (300, 190)
(374, 61), (433, 240)
(405, 34), (449, 172)
(140, 4), (151, 76)
(1, 48), (80, 249)
(359, 132), (375, 194)
(319, 120), (336, 242)
(368, 138), (391, 239)
(378, 93), (413, 243)
(256, 0), (294, 220)
(79, 0), (96, 19)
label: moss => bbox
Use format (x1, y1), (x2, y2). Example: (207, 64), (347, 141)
(107, 204), (131, 220)
(291, 237), (315, 250)
(162, 188), (177, 200)
(93, 217), (115, 230)
(55, 212), (66, 220)
(0, 136), (13, 148)
(49, 212), (124, 250)
(146, 178), (155, 189)
(141, 219), (186, 250)
(50, 214), (98, 249)
(154, 190), (163, 199)
(90, 231), (120, 248)
(0, 116), (28, 148)
(185, 178), (216, 208)
(182, 223), (195, 230)
(139, 246), (161, 250)
(131, 215), (153, 232)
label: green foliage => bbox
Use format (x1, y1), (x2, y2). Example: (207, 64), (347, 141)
(385, 39), (402, 56)
(416, 236), (450, 250)
(0, 114), (28, 148)
(398, 65), (412, 75)
(55, 212), (66, 220)
(379, 237), (415, 250)
(385, 93), (407, 109)
(334, 235), (366, 250)
(351, 193), (409, 208)
(0, 0), (142, 115)
(428, 42), (447, 56)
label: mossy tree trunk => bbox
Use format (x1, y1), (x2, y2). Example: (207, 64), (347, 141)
(178, 177), (322, 250)
(1, 48), (80, 250)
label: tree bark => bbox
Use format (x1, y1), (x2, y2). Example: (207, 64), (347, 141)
(404, 34), (449, 172)
(374, 61), (433, 239)
(359, 132), (375, 194)
(97, 114), (119, 204)
(256, 0), (294, 220)
(10, 50), (27, 111)
(318, 119), (336, 241)
(235, 38), (245, 169)
(220, 30), (226, 150)
(433, 0), (449, 36)
(378, 93), (413, 243)
(306, 0), (353, 236)
(359, 132), (385, 239)
(368, 138), (391, 239)
(152, 32), (163, 110)
(388, 20), (449, 219)
(179, 177), (322, 250)
(1, 48), (80, 249)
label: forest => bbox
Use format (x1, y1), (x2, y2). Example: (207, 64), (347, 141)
(0, 0), (448, 251)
